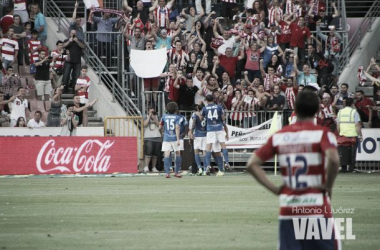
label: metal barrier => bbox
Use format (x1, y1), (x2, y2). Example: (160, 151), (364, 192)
(142, 91), (166, 118)
(339, 0), (380, 72)
(104, 116), (144, 161)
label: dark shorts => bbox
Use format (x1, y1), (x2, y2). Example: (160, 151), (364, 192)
(279, 219), (341, 250)
(221, 2), (237, 20)
(144, 140), (161, 157)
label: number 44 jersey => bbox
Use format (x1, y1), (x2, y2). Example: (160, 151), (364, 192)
(201, 104), (225, 132)
(255, 121), (338, 219)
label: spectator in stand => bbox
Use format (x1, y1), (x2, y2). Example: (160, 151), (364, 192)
(242, 89), (259, 128)
(62, 29), (85, 93)
(143, 106), (161, 173)
(259, 59), (281, 93)
(123, 0), (158, 25)
(154, 0), (175, 29)
(282, 48), (296, 78)
(51, 40), (67, 88)
(230, 89), (244, 127)
(73, 95), (98, 127)
(372, 88), (380, 128)
(0, 27), (19, 70)
(275, 13), (292, 52)
(70, 2), (85, 42)
(142, 41), (160, 106)
(214, 46), (244, 83)
(284, 14), (311, 66)
(266, 85), (285, 111)
(267, 0), (283, 27)
(47, 86), (64, 127)
(0, 0), (12, 20)
(27, 110), (45, 128)
(355, 90), (377, 128)
(9, 15), (26, 66)
(308, 2), (339, 31)
(13, 0), (28, 24)
(252, 1), (265, 23)
(167, 40), (189, 70)
(0, 91), (19, 127)
(181, 6), (204, 31)
(30, 4), (47, 46)
(244, 41), (265, 82)
(330, 84), (339, 99)
(279, 76), (298, 110)
(192, 60), (206, 105)
(10, 86), (28, 127)
(209, 55), (225, 83)
(90, 11), (120, 67)
(305, 43), (320, 72)
(1, 66), (21, 99)
(318, 92), (336, 132)
(265, 54), (283, 76)
(75, 65), (91, 126)
(15, 116), (27, 127)
(35, 50), (53, 101)
(27, 29), (41, 66)
(333, 83), (353, 111)
(363, 57), (380, 87)
(175, 75), (201, 110)
(293, 55), (317, 86)
(60, 104), (79, 136)
(0, 8), (14, 37)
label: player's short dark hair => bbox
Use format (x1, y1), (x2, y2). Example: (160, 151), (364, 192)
(195, 103), (204, 111)
(295, 91), (320, 119)
(166, 102), (178, 114)
(205, 95), (213, 102)
(356, 90), (364, 95)
(345, 97), (354, 107)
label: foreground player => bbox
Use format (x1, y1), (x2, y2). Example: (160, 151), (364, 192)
(159, 102), (182, 178)
(201, 95), (230, 176)
(189, 104), (207, 175)
(247, 91), (341, 249)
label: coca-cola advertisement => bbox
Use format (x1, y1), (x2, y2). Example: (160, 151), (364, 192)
(0, 137), (138, 175)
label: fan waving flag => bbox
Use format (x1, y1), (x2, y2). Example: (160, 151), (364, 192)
(130, 48), (168, 78)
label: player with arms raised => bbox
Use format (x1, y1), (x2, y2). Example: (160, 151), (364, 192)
(160, 102), (182, 178)
(247, 90), (341, 249)
(201, 95), (230, 176)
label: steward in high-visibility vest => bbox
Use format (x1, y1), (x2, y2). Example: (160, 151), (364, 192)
(336, 97), (362, 172)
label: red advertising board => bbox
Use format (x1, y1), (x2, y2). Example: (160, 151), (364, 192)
(0, 137), (138, 175)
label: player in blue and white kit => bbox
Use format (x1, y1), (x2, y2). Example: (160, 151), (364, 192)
(189, 104), (207, 175)
(159, 102), (182, 178)
(201, 95), (230, 176)
(176, 111), (189, 152)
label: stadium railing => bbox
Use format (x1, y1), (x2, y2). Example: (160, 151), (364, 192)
(104, 116), (145, 163)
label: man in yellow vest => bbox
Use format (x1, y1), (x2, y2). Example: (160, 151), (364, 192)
(336, 97), (363, 172)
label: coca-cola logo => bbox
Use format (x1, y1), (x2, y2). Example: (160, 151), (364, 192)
(36, 139), (115, 173)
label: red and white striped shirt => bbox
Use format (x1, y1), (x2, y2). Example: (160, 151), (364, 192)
(51, 50), (67, 70)
(14, 0), (27, 11)
(263, 74), (281, 92)
(268, 7), (283, 27)
(285, 0), (295, 15)
(230, 97), (244, 121)
(154, 6), (171, 28)
(255, 121), (338, 219)
(243, 96), (259, 118)
(167, 49), (188, 70)
(28, 39), (41, 64)
(0, 38), (19, 61)
(76, 76), (91, 100)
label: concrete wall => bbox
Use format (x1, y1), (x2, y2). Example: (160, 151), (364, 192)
(45, 17), (127, 118)
(339, 18), (380, 93)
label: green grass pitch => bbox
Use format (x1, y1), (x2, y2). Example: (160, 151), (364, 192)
(0, 173), (379, 250)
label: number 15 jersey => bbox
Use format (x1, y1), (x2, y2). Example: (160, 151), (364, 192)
(160, 114), (179, 142)
(201, 104), (224, 132)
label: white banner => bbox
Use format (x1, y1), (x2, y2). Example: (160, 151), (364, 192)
(130, 48), (167, 78)
(356, 129), (380, 161)
(0, 127), (104, 137)
(83, 0), (100, 9)
(226, 116), (282, 149)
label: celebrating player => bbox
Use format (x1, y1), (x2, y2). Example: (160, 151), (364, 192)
(189, 104), (207, 175)
(159, 102), (182, 178)
(201, 95), (230, 176)
(246, 90), (341, 249)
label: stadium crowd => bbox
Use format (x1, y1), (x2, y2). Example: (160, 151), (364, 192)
(0, 0), (379, 134)
(0, 1), (97, 132)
